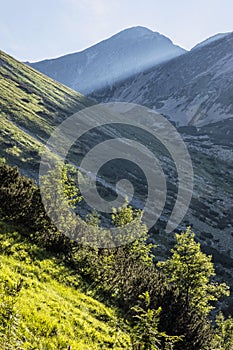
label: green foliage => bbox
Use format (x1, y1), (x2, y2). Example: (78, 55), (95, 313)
(86, 210), (100, 227)
(0, 163), (232, 350)
(0, 276), (23, 349)
(0, 226), (130, 349)
(211, 312), (233, 349)
(0, 164), (36, 222)
(129, 291), (181, 350)
(90, 203), (156, 305)
(61, 164), (82, 208)
(1, 49), (233, 350)
(0, 163), (73, 253)
(112, 200), (136, 227)
(40, 164), (82, 241)
(0, 158), (6, 166)
(112, 202), (155, 265)
(157, 227), (229, 315)
(0, 50), (92, 176)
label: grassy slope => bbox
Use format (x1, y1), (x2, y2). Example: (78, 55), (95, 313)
(0, 50), (93, 178)
(0, 51), (130, 348)
(0, 222), (130, 349)
(0, 50), (167, 193)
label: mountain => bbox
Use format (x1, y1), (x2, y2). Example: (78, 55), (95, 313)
(192, 32), (230, 50)
(92, 31), (233, 127)
(0, 50), (92, 178)
(28, 26), (186, 94)
(1, 49), (233, 296)
(90, 34), (233, 283)
(0, 50), (224, 349)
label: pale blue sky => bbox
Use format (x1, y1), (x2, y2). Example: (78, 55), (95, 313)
(1, 0), (233, 62)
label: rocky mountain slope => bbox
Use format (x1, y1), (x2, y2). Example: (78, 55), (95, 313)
(28, 26), (186, 94)
(1, 48), (233, 294)
(92, 31), (233, 127)
(90, 34), (233, 286)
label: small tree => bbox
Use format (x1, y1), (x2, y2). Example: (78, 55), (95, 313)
(211, 313), (233, 350)
(112, 199), (136, 227)
(129, 291), (181, 350)
(112, 201), (154, 265)
(157, 227), (229, 315)
(0, 164), (36, 222)
(40, 164), (82, 240)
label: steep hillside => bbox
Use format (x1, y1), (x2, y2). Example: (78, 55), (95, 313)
(90, 34), (233, 283)
(0, 222), (130, 349)
(1, 49), (233, 303)
(92, 31), (233, 127)
(1, 47), (233, 349)
(1, 162), (231, 350)
(0, 50), (93, 178)
(28, 26), (186, 94)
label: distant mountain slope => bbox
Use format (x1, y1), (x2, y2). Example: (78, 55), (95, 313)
(0, 50), (92, 177)
(28, 26), (186, 94)
(191, 32), (230, 51)
(1, 50), (233, 292)
(92, 31), (233, 127)
(90, 34), (233, 278)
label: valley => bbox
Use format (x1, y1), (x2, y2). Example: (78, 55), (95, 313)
(1, 24), (233, 348)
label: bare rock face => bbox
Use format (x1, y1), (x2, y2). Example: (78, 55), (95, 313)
(92, 32), (233, 127)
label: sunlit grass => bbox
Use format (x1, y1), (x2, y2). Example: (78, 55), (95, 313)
(0, 222), (130, 349)
(0, 50), (93, 177)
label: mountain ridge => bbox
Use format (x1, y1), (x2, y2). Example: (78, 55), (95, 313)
(28, 26), (186, 94)
(1, 48), (233, 301)
(91, 31), (233, 127)
(191, 32), (231, 51)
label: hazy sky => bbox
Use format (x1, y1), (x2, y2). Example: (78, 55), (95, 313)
(1, 0), (233, 62)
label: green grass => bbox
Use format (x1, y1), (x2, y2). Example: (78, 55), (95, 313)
(0, 222), (130, 349)
(0, 50), (93, 178)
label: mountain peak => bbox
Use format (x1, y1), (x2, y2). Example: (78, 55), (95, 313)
(28, 27), (185, 94)
(95, 30), (233, 127)
(111, 26), (171, 42)
(115, 26), (154, 37)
